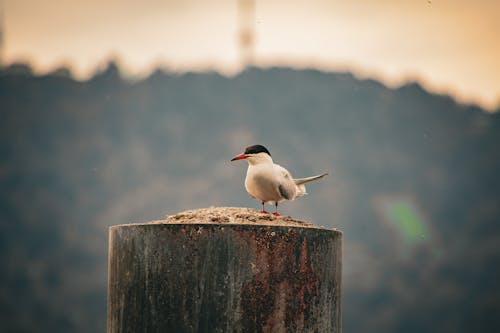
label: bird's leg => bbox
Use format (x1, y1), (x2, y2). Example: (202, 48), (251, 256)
(273, 202), (281, 216)
(260, 201), (269, 214)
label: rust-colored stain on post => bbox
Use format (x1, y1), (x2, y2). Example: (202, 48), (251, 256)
(107, 208), (342, 333)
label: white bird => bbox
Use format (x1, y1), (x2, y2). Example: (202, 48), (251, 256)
(231, 144), (328, 216)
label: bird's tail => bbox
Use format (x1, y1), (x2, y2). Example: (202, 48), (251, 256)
(294, 173), (329, 186)
(294, 173), (329, 197)
(295, 184), (307, 197)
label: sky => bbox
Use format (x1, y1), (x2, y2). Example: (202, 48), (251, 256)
(2, 0), (500, 110)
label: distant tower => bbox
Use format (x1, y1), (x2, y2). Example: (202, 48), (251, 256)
(0, 0), (4, 66)
(238, 0), (256, 67)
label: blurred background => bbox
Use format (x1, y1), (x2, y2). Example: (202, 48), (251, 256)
(1, 0), (500, 332)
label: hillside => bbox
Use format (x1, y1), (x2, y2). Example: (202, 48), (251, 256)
(1, 63), (499, 332)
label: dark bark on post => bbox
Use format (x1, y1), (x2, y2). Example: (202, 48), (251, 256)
(107, 218), (342, 333)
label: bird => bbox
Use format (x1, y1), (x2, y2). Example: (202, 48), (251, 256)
(230, 144), (328, 216)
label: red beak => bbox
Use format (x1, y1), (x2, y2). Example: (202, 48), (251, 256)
(231, 153), (247, 161)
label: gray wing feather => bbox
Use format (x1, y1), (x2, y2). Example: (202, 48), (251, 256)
(274, 164), (299, 200)
(294, 173), (329, 185)
(278, 183), (294, 200)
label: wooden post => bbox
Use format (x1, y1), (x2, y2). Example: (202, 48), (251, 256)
(107, 208), (342, 333)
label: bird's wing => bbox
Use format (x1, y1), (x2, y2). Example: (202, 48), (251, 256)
(278, 184), (293, 200)
(274, 164), (297, 200)
(294, 173), (329, 185)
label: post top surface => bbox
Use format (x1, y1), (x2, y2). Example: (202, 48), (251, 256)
(116, 206), (339, 231)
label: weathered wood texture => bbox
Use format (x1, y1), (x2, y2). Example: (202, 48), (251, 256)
(107, 223), (342, 333)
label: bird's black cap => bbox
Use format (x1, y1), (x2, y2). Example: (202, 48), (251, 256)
(244, 144), (271, 156)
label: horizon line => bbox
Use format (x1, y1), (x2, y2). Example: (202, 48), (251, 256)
(2, 57), (498, 113)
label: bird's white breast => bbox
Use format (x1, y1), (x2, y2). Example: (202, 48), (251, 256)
(244, 164), (282, 202)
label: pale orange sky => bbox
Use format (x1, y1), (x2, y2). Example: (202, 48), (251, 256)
(2, 0), (500, 110)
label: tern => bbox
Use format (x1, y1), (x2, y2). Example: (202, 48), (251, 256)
(231, 144), (328, 216)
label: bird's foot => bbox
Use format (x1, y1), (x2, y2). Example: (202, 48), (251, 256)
(260, 210), (269, 214)
(272, 212), (281, 216)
